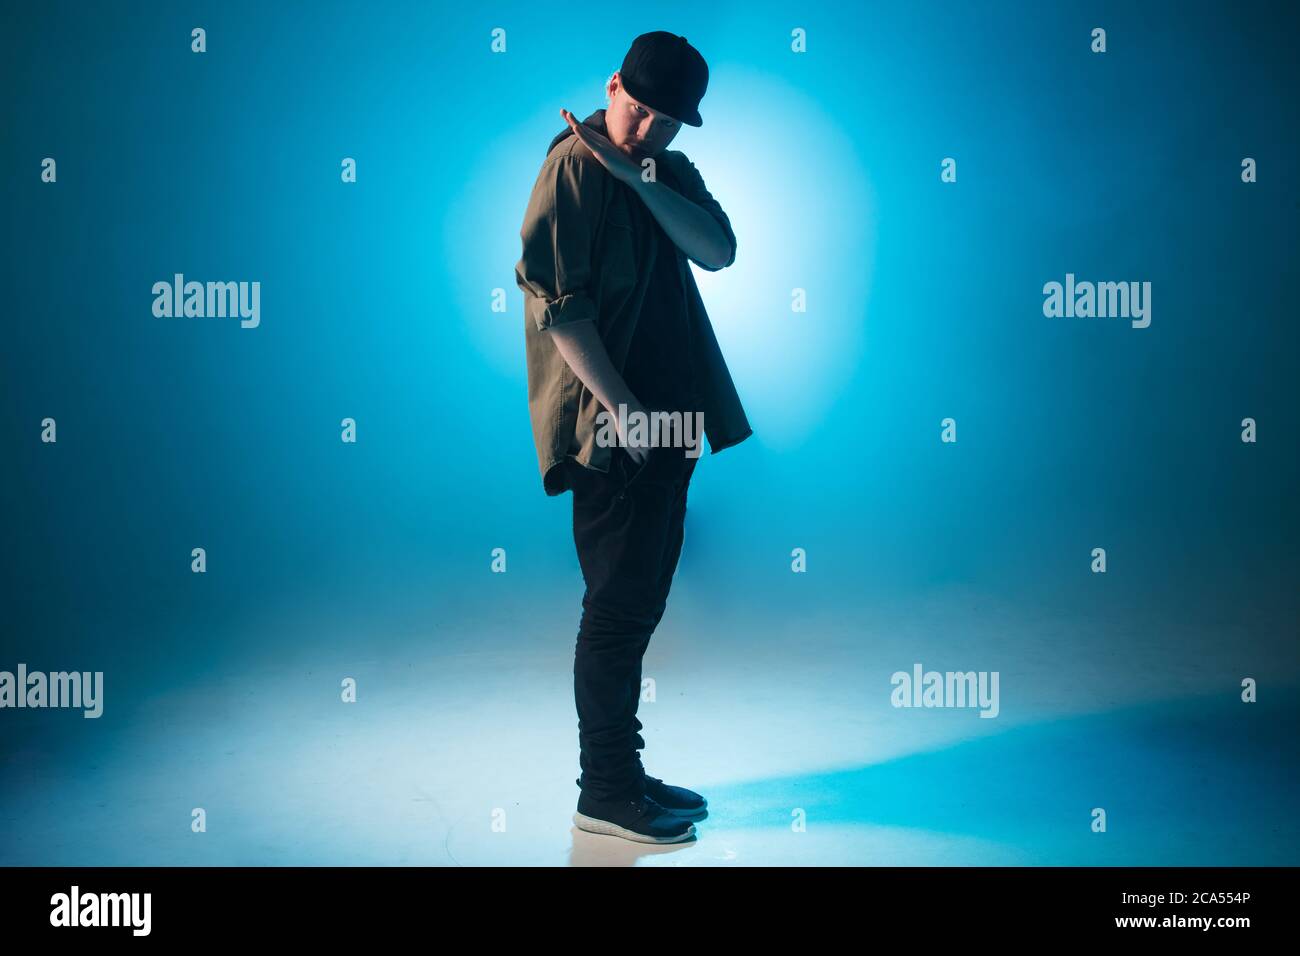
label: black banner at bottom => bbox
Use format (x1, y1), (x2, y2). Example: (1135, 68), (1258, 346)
(0, 865), (1283, 939)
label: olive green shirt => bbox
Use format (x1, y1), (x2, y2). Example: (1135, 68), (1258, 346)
(515, 109), (753, 496)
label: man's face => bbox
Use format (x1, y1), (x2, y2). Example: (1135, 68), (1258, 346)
(604, 72), (682, 162)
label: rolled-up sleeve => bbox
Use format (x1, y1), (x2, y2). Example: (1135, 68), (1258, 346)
(515, 154), (604, 332)
(671, 153), (737, 272)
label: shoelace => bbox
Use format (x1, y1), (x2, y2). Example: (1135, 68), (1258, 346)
(630, 793), (667, 820)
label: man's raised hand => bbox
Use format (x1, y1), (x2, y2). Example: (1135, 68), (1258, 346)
(560, 108), (643, 186)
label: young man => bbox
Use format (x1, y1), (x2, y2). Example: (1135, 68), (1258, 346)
(515, 31), (752, 844)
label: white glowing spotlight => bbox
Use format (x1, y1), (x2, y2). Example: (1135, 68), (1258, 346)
(682, 68), (877, 449)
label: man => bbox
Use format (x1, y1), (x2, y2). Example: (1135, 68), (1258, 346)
(515, 31), (752, 844)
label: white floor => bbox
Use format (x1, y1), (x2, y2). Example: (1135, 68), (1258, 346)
(2, 579), (1296, 866)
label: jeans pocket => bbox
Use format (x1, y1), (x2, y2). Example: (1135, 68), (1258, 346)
(618, 448), (652, 498)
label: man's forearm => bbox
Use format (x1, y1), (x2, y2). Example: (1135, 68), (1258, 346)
(547, 320), (641, 419)
(631, 177), (731, 269)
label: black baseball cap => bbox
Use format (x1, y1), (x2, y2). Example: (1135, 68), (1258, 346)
(618, 31), (709, 128)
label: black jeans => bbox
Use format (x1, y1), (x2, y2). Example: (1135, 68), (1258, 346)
(567, 443), (699, 802)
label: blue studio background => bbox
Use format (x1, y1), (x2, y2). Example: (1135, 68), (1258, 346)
(1, 0), (1297, 865)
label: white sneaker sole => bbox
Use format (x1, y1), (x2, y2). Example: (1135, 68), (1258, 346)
(573, 812), (697, 844)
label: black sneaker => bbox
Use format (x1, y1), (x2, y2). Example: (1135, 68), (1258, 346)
(642, 774), (708, 820)
(573, 790), (697, 844)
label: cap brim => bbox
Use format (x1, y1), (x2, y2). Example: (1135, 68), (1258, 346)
(620, 75), (702, 127)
